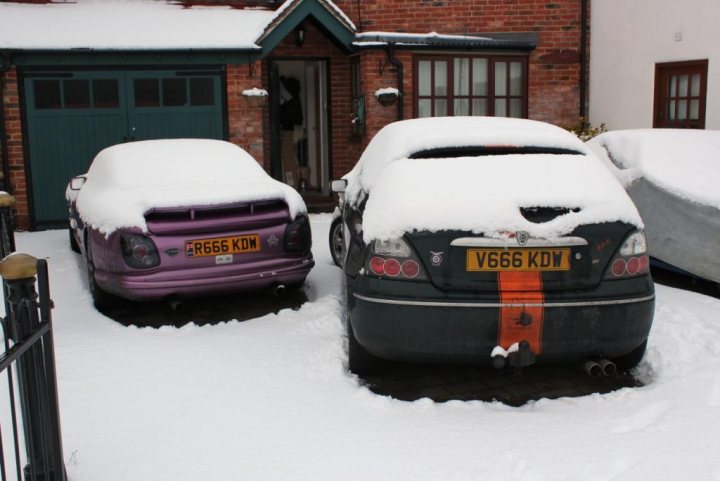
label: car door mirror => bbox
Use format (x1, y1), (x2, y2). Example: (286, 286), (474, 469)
(69, 176), (87, 191)
(330, 179), (347, 193)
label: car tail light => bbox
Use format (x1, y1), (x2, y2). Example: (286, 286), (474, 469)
(284, 214), (311, 254)
(365, 238), (428, 281)
(605, 230), (649, 279)
(120, 233), (160, 269)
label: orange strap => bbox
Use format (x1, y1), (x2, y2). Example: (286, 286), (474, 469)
(498, 271), (544, 354)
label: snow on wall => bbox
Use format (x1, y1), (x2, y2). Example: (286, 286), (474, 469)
(589, 0), (720, 129)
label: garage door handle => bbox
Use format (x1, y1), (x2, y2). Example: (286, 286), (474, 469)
(123, 136), (136, 142)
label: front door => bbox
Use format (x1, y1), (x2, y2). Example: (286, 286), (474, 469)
(23, 69), (224, 227)
(269, 60), (330, 194)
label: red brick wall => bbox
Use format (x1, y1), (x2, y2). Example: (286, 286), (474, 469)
(227, 62), (266, 165)
(0, 68), (30, 229)
(336, 0), (585, 127)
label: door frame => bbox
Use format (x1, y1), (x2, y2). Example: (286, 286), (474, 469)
(267, 57), (332, 193)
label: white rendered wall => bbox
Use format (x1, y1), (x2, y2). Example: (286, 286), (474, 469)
(589, 0), (719, 130)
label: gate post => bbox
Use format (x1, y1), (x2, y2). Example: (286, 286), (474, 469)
(1, 254), (65, 481)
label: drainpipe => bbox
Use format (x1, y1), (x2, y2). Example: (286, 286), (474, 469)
(0, 52), (11, 193)
(579, 0), (588, 120)
(386, 45), (404, 120)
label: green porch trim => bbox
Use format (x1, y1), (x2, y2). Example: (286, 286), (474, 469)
(256, 0), (355, 56)
(8, 50), (256, 67)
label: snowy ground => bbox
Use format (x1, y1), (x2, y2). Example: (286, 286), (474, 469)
(2, 214), (720, 481)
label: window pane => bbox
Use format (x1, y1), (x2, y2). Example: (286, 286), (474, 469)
(63, 79), (90, 109)
(190, 78), (215, 106)
(418, 99), (432, 118)
(472, 59), (488, 96)
(668, 100), (676, 120)
(134, 79), (160, 107)
(93, 79), (119, 108)
(454, 99), (469, 116)
(418, 61), (431, 96)
(454, 58), (469, 96)
(691, 74), (701, 97)
(509, 99), (523, 118)
(678, 75), (688, 97)
(669, 76), (677, 97)
(472, 99), (487, 116)
(494, 99), (507, 117)
(689, 99), (699, 120)
(34, 80), (61, 109)
(162, 78), (187, 107)
(677, 99), (687, 120)
(510, 62), (522, 96)
(495, 62), (507, 96)
(434, 61), (448, 96)
(434, 99), (448, 116)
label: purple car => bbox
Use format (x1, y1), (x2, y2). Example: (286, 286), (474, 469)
(67, 139), (314, 308)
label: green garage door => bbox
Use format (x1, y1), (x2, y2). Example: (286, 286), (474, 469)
(24, 70), (224, 228)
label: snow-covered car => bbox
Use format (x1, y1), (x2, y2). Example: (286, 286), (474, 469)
(588, 129), (720, 286)
(332, 117), (655, 375)
(67, 139), (314, 308)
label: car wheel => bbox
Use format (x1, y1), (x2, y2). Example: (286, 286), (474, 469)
(85, 242), (117, 310)
(347, 317), (385, 376)
(69, 226), (80, 253)
(329, 216), (343, 267)
(612, 340), (647, 371)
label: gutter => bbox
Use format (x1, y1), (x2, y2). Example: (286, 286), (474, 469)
(0, 52), (11, 193)
(386, 45), (404, 121)
(579, 0), (588, 119)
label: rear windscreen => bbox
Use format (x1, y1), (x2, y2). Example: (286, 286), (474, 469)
(408, 146), (584, 159)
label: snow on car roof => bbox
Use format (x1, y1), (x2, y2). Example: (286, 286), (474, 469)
(346, 117), (589, 199)
(587, 129), (720, 209)
(72, 139), (305, 235)
(345, 117), (639, 241)
(361, 154), (642, 242)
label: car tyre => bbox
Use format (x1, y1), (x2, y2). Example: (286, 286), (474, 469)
(85, 242), (117, 310)
(612, 340), (647, 371)
(69, 226), (81, 253)
(347, 317), (386, 376)
(328, 216), (343, 268)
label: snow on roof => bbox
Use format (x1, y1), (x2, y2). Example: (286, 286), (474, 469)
(587, 129), (720, 209)
(72, 139), (305, 235)
(259, 0), (355, 39)
(344, 117), (639, 241)
(355, 31), (493, 42)
(0, 0), (276, 50)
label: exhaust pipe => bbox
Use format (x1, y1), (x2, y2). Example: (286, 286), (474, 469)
(597, 359), (617, 377)
(166, 295), (183, 311)
(583, 360), (602, 377)
(272, 284), (286, 297)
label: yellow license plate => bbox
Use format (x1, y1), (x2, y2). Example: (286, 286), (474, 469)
(466, 248), (571, 272)
(185, 234), (260, 258)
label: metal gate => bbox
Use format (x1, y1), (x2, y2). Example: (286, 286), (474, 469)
(23, 69), (224, 227)
(1, 193), (66, 481)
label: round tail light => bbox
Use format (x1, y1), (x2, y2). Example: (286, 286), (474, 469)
(401, 260), (420, 278)
(626, 257), (640, 275)
(611, 259), (626, 277)
(370, 256), (385, 275)
(638, 255), (649, 273)
(383, 258), (401, 277)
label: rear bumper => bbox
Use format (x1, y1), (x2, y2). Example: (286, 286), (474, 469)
(347, 277), (654, 364)
(96, 256), (314, 301)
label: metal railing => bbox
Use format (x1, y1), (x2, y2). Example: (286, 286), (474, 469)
(0, 193), (66, 481)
